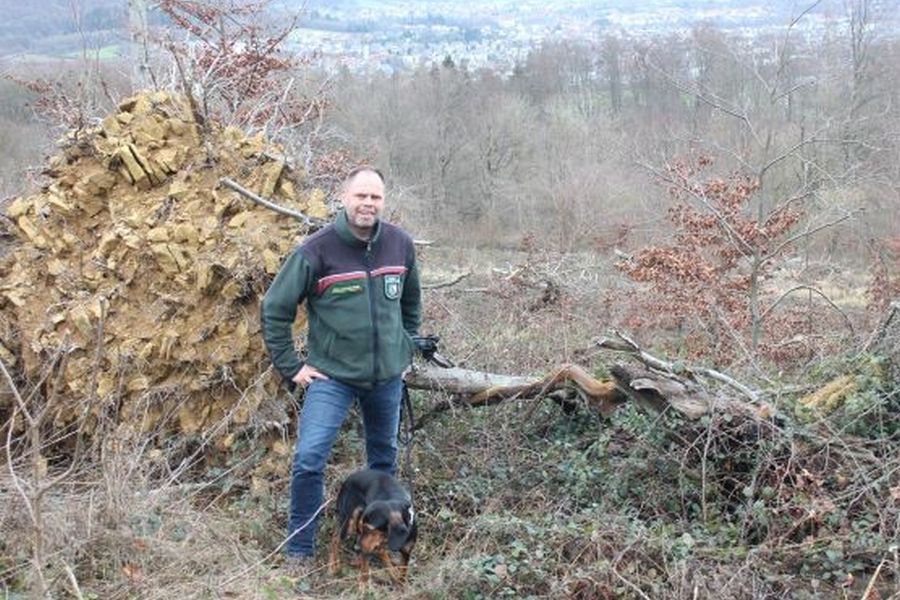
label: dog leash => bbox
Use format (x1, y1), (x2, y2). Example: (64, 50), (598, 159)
(399, 381), (416, 492)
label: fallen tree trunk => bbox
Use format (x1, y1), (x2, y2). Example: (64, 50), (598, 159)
(405, 363), (624, 426)
(405, 360), (774, 428)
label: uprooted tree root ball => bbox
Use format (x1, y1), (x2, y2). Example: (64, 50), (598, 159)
(0, 91), (330, 472)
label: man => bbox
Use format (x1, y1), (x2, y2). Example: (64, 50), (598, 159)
(260, 165), (422, 567)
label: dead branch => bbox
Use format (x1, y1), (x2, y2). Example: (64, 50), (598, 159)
(406, 363), (624, 428)
(611, 363), (778, 423)
(219, 177), (325, 228)
(422, 271), (471, 290)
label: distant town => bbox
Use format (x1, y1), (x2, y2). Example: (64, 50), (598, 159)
(285, 0), (884, 75)
(1, 0), (896, 75)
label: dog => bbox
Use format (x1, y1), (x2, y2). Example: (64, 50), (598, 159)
(328, 468), (417, 590)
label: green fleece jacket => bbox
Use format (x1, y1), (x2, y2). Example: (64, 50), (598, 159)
(260, 210), (421, 388)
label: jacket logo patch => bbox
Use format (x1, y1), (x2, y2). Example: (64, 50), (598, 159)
(384, 274), (402, 300)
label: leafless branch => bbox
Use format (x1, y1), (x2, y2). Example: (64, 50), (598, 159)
(645, 58), (762, 147)
(770, 0), (825, 96)
(219, 177), (325, 227)
(762, 210), (862, 265)
(63, 561), (86, 600)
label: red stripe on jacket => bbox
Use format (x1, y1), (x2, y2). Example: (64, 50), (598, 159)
(316, 265), (407, 295)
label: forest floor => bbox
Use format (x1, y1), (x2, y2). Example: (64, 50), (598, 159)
(3, 240), (897, 599)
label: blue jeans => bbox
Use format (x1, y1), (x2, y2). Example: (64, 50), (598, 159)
(286, 376), (402, 557)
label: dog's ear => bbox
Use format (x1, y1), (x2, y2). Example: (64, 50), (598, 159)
(386, 508), (411, 552)
(362, 502), (389, 531)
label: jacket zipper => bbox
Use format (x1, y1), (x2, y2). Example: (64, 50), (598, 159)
(364, 239), (378, 382)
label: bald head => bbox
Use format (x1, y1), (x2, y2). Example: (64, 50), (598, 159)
(341, 166), (385, 240)
(344, 165), (385, 187)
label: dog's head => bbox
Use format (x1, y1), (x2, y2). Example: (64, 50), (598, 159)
(357, 500), (415, 553)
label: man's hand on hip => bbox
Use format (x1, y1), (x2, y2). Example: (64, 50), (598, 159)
(293, 364), (330, 386)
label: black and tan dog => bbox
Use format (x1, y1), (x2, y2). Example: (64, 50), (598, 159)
(328, 468), (417, 590)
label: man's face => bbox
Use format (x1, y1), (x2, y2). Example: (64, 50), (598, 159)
(342, 170), (385, 238)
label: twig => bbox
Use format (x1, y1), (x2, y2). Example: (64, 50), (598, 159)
(893, 544), (899, 597)
(611, 564), (652, 600)
(262, 76), (295, 135)
(219, 177), (325, 228)
(167, 40), (203, 125)
(422, 271), (471, 290)
(666, 166), (754, 257)
(762, 210), (861, 266)
(1, 355), (39, 427)
(700, 408), (717, 522)
(860, 556), (885, 600)
(63, 561), (86, 600)
(708, 305), (767, 379)
(217, 498), (332, 588)
(4, 380), (36, 527)
(768, 1), (825, 102)
(640, 63), (762, 150)
(0, 356), (52, 596)
(758, 135), (824, 178)
(87, 302), (105, 411)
